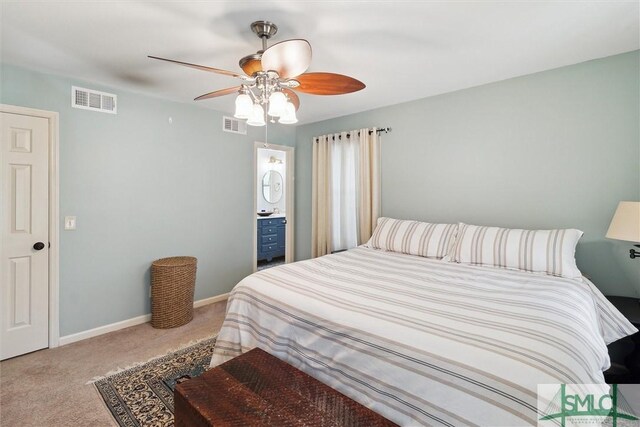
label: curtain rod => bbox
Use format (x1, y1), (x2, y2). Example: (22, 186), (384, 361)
(314, 127), (392, 142)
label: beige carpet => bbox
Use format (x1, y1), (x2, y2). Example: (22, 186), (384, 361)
(0, 301), (227, 427)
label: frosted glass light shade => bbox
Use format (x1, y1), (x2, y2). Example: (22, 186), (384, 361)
(267, 91), (287, 117)
(606, 201), (640, 242)
(234, 94), (253, 119)
(278, 102), (298, 124)
(247, 104), (265, 127)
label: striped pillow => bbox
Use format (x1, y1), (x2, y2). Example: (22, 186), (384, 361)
(449, 223), (583, 278)
(367, 217), (458, 259)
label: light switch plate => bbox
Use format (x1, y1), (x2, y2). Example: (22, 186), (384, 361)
(64, 216), (76, 230)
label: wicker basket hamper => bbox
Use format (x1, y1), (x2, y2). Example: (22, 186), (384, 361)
(151, 256), (197, 328)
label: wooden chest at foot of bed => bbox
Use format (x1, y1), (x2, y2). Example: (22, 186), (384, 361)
(174, 347), (398, 426)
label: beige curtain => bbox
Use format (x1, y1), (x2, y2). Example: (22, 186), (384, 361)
(311, 135), (332, 258)
(312, 128), (381, 258)
(357, 128), (381, 244)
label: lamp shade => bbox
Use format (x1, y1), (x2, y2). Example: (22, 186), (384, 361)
(267, 91), (287, 117)
(246, 104), (265, 127)
(278, 101), (298, 124)
(606, 201), (640, 242)
(234, 93), (253, 119)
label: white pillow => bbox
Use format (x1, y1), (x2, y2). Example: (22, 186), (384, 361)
(367, 217), (458, 259)
(448, 223), (583, 278)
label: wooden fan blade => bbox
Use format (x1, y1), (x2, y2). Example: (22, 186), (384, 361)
(148, 56), (245, 79)
(194, 86), (241, 101)
(294, 72), (365, 95)
(260, 39), (312, 78)
(282, 89), (300, 111)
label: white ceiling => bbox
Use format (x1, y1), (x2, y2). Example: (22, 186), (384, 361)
(1, 1), (638, 124)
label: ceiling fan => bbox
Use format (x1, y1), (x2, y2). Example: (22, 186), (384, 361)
(149, 20), (365, 125)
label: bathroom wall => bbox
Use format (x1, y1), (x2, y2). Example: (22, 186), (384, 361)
(256, 147), (287, 214)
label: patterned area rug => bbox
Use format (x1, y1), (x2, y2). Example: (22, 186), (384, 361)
(93, 336), (217, 427)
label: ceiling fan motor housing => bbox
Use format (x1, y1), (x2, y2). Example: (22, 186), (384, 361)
(241, 21), (278, 76)
(239, 53), (263, 76)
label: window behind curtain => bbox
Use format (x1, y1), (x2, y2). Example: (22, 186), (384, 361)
(330, 135), (359, 252)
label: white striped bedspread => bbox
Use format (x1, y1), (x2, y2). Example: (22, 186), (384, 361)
(210, 247), (636, 426)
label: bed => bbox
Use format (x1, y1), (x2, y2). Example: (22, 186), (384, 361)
(210, 245), (636, 426)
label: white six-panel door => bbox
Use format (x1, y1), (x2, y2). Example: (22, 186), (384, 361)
(0, 112), (49, 360)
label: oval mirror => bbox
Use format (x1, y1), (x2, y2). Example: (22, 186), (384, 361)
(262, 170), (283, 204)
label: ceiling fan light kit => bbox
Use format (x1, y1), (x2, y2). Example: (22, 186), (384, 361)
(149, 20), (365, 127)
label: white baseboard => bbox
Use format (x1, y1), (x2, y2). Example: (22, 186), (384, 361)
(193, 292), (229, 308)
(58, 292), (230, 347)
(58, 313), (153, 347)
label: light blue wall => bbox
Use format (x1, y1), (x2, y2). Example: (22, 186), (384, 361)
(3, 50), (638, 336)
(295, 50), (640, 297)
(1, 64), (296, 336)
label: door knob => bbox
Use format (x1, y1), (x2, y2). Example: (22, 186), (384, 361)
(33, 242), (45, 251)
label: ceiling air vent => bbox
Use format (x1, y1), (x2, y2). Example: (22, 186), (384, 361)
(72, 86), (117, 114)
(222, 116), (247, 135)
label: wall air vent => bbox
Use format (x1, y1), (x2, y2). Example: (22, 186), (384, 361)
(222, 116), (247, 135)
(72, 86), (117, 114)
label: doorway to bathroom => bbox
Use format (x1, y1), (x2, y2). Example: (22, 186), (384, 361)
(253, 142), (294, 272)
